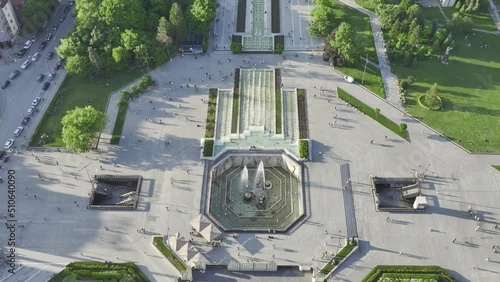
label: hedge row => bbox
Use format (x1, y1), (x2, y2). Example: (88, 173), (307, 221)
(231, 69), (240, 134)
(110, 102), (128, 144)
(320, 242), (356, 274)
(362, 265), (459, 282)
(205, 89), (218, 138)
(153, 237), (187, 272)
(299, 140), (308, 159)
(203, 139), (214, 157)
(297, 89), (309, 139)
(274, 35), (284, 54)
(275, 68), (282, 134)
(51, 262), (149, 282)
(337, 88), (408, 140)
(236, 0), (246, 32)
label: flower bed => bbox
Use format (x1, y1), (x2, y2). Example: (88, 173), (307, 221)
(418, 94), (442, 110)
(320, 240), (356, 274)
(203, 139), (214, 157)
(205, 88), (218, 138)
(275, 68), (282, 134)
(299, 140), (309, 159)
(297, 89), (309, 139)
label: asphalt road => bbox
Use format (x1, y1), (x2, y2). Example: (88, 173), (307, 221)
(0, 1), (74, 150)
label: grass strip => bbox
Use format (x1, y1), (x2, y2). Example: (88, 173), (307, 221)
(362, 265), (459, 282)
(493, 165), (500, 171)
(296, 89), (308, 139)
(236, 0), (247, 32)
(231, 69), (240, 134)
(321, 242), (356, 274)
(153, 237), (187, 273)
(110, 103), (128, 144)
(299, 140), (308, 158)
(337, 87), (408, 140)
(271, 0), (280, 33)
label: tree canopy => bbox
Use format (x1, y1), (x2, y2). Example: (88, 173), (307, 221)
(55, 0), (216, 77)
(61, 106), (107, 153)
(20, 0), (59, 33)
(332, 22), (363, 64)
(308, 2), (336, 36)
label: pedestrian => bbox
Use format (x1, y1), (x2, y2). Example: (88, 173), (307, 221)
(56, 161), (59, 165)
(187, 170), (190, 174)
(370, 140), (374, 144)
(495, 224), (499, 229)
(452, 238), (456, 243)
(486, 257), (490, 262)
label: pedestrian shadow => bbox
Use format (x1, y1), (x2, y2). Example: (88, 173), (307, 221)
(455, 241), (480, 248)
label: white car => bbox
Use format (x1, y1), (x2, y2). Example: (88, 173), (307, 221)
(24, 40), (33, 49)
(4, 139), (14, 149)
(343, 75), (354, 83)
(27, 106), (35, 115)
(32, 97), (41, 107)
(21, 60), (31, 70)
(31, 52), (40, 62)
(13, 126), (23, 137)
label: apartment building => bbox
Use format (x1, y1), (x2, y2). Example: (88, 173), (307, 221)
(0, 0), (20, 47)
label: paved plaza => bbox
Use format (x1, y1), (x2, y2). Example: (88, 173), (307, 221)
(1, 0), (500, 281)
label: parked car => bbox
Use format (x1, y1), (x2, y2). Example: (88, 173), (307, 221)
(31, 33), (39, 43)
(64, 5), (71, 14)
(39, 41), (47, 51)
(60, 14), (66, 22)
(27, 106), (35, 115)
(1, 80), (10, 89)
(46, 33), (53, 41)
(46, 52), (54, 60)
(343, 76), (354, 83)
(71, 11), (77, 17)
(9, 70), (20, 79)
(48, 72), (56, 81)
(42, 82), (50, 91)
(37, 74), (45, 82)
(32, 97), (41, 107)
(69, 0), (74, 6)
(23, 40), (33, 49)
(21, 60), (31, 69)
(21, 117), (30, 126)
(4, 139), (14, 149)
(52, 24), (59, 31)
(54, 61), (62, 70)
(13, 126), (23, 137)
(15, 49), (27, 58)
(31, 52), (40, 62)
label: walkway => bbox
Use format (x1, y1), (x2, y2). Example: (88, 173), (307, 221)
(337, 0), (403, 110)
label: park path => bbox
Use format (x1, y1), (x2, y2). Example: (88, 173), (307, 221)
(337, 0), (403, 110)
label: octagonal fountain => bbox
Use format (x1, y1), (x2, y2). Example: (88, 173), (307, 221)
(205, 151), (304, 232)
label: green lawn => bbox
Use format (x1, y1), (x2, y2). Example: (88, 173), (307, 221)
(493, 165), (500, 171)
(30, 68), (144, 147)
(330, 0), (385, 97)
(153, 237), (187, 272)
(418, 7), (497, 31)
(354, 0), (399, 11)
(395, 33), (500, 152)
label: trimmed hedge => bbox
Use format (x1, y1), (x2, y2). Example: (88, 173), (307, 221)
(275, 68), (282, 134)
(320, 242), (356, 274)
(110, 103), (128, 144)
(271, 0), (280, 33)
(236, 0), (246, 32)
(297, 89), (309, 139)
(50, 261), (149, 282)
(153, 237), (187, 273)
(337, 87), (408, 140)
(205, 89), (218, 138)
(362, 265), (459, 282)
(203, 139), (214, 157)
(232, 69), (240, 134)
(299, 140), (308, 159)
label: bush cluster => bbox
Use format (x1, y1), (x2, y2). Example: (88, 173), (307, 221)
(118, 75), (155, 106)
(58, 261), (149, 282)
(362, 265), (459, 282)
(299, 140), (309, 159)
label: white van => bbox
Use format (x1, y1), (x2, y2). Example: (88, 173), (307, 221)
(24, 40), (33, 49)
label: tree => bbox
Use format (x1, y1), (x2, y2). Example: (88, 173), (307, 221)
(88, 47), (103, 75)
(99, 0), (147, 30)
(309, 6), (336, 36)
(112, 46), (130, 65)
(64, 54), (92, 77)
(121, 29), (140, 51)
(61, 106), (107, 153)
(331, 22), (362, 64)
(169, 3), (186, 44)
(190, 0), (217, 27)
(230, 42), (243, 53)
(424, 83), (441, 109)
(157, 16), (173, 50)
(448, 12), (473, 34)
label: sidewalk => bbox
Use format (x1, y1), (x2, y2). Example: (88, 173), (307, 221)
(337, 0), (403, 110)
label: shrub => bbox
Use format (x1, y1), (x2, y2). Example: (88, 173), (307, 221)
(299, 140), (309, 159)
(399, 123), (407, 132)
(399, 80), (410, 90)
(110, 103), (128, 144)
(275, 44), (284, 54)
(203, 139), (214, 157)
(231, 42), (243, 53)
